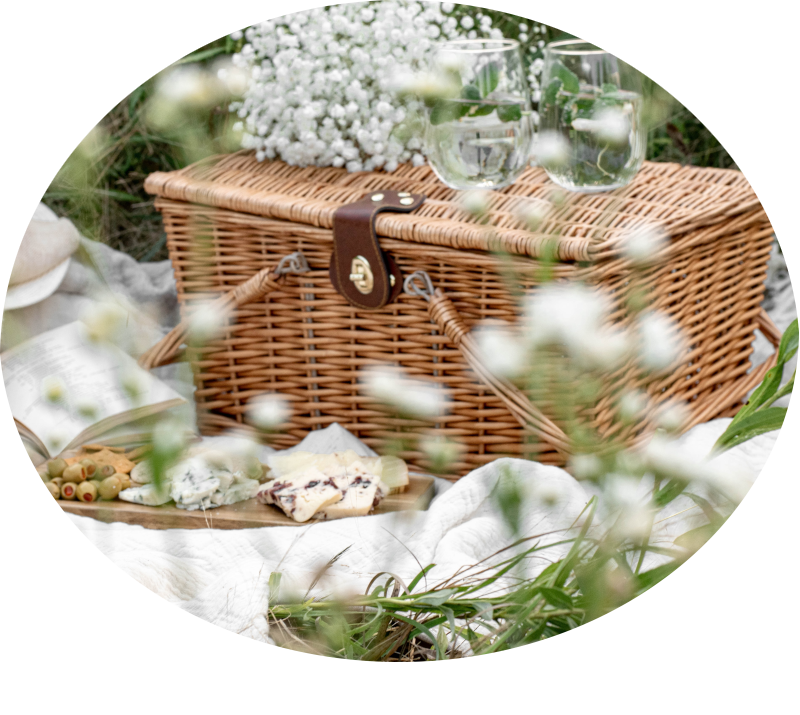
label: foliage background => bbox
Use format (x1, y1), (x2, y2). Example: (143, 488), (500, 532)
(43, 7), (735, 263)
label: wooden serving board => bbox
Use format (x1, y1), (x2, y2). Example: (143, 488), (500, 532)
(60, 474), (436, 530)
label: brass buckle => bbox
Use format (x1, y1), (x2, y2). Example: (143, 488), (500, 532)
(349, 256), (374, 294)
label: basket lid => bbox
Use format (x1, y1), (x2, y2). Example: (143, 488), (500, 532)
(144, 151), (767, 263)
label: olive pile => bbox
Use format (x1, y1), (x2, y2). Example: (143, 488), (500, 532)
(39, 457), (132, 503)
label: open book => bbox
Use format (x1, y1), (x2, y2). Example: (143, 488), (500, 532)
(1, 321), (188, 459)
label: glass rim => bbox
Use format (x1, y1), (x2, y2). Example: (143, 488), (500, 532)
(434, 38), (520, 54)
(545, 39), (607, 55)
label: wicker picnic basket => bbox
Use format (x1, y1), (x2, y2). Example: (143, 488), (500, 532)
(140, 151), (778, 478)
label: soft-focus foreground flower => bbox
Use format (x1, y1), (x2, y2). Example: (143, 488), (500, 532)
(524, 283), (628, 369)
(248, 394), (291, 430)
(230, 2), (503, 172)
(420, 435), (464, 473)
(474, 323), (528, 379)
(80, 300), (128, 344)
(42, 376), (67, 405)
(638, 311), (684, 373)
(620, 223), (669, 265)
(188, 303), (227, 345)
(363, 365), (447, 419)
(572, 107), (630, 145)
(533, 131), (570, 167)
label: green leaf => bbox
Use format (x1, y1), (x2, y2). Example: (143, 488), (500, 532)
(552, 60), (580, 94)
(634, 561), (680, 594)
(476, 62), (500, 97)
(497, 103), (522, 122)
(543, 77), (562, 106)
(268, 572), (282, 603)
(765, 371), (795, 408)
(653, 478), (687, 508)
(417, 588), (458, 607)
(714, 407), (787, 452)
(601, 83), (618, 95)
(407, 564), (436, 593)
(469, 104), (496, 117)
(460, 84), (481, 102)
(539, 587), (573, 610)
(429, 100), (464, 125)
(674, 523), (716, 550)
(777, 318), (799, 364)
(176, 46), (227, 65)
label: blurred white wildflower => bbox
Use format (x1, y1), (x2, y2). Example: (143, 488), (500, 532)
(525, 284), (628, 369)
(569, 453), (603, 480)
(655, 400), (690, 433)
(46, 429), (67, 455)
(638, 311), (684, 372)
(81, 300), (128, 344)
(533, 131), (570, 167)
(642, 433), (752, 504)
(621, 224), (669, 265)
(515, 199), (551, 231)
(248, 394), (291, 430)
(188, 303), (226, 345)
(460, 189), (491, 217)
(618, 389), (647, 422)
(74, 397), (99, 421)
(156, 65), (221, 108)
(390, 68), (460, 102)
(152, 418), (189, 458)
(474, 323), (527, 379)
(214, 58), (249, 97)
(420, 435), (464, 472)
(604, 474), (654, 541)
(363, 365), (446, 419)
(42, 376), (67, 405)
(119, 367), (148, 404)
(572, 107), (630, 145)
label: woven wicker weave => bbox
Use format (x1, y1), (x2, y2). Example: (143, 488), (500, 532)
(143, 151), (777, 478)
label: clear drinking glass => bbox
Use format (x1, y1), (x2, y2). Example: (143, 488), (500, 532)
(538, 40), (646, 192)
(424, 39), (534, 190)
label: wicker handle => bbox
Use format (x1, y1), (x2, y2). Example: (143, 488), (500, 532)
(137, 252), (309, 370)
(404, 272), (572, 457)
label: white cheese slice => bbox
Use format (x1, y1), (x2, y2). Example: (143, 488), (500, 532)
(119, 483), (173, 506)
(314, 462), (386, 520)
(256, 467), (343, 522)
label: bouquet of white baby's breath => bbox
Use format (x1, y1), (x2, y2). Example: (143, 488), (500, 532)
(229, 2), (511, 172)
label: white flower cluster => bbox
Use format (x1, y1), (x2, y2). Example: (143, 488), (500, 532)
(230, 2), (502, 172)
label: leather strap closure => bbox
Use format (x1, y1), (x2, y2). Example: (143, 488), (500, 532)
(330, 189), (425, 310)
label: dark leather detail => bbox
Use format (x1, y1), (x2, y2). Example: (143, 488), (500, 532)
(330, 190), (425, 310)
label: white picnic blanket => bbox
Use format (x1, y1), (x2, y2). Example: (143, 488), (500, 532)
(6, 208), (796, 645)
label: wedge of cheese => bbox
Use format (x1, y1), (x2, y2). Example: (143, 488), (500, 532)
(119, 483), (173, 506)
(256, 467), (344, 522)
(314, 461), (387, 520)
(266, 450), (409, 494)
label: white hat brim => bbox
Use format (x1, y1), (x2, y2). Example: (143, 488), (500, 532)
(5, 257), (71, 311)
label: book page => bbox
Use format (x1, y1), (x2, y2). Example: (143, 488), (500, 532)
(1, 321), (186, 456)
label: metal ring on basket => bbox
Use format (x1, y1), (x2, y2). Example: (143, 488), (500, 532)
(403, 270), (435, 301)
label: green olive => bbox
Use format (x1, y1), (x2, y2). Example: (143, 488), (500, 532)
(113, 472), (131, 491)
(99, 464), (116, 478)
(50, 477), (64, 490)
(46, 482), (60, 499)
(98, 476), (122, 500)
(62, 463), (87, 483)
(80, 458), (98, 479)
(47, 458), (67, 479)
(38, 465), (51, 483)
(76, 482), (98, 503)
(60, 482), (77, 500)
